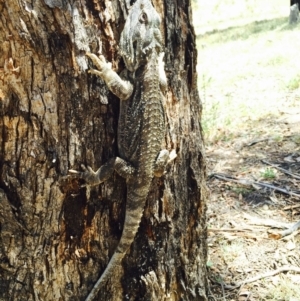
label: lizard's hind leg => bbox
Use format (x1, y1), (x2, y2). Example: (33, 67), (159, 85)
(114, 157), (136, 179)
(69, 157), (135, 186)
(153, 149), (169, 177)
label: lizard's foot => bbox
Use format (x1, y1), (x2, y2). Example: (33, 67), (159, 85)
(69, 164), (102, 187)
(153, 149), (177, 177)
(85, 52), (133, 101)
(69, 157), (135, 187)
(154, 149), (169, 177)
(168, 149), (177, 163)
(69, 158), (116, 187)
(85, 52), (112, 76)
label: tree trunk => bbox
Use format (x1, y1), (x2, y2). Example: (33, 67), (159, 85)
(291, 1), (300, 7)
(0, 1), (207, 300)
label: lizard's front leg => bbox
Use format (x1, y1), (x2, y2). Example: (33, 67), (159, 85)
(86, 52), (133, 100)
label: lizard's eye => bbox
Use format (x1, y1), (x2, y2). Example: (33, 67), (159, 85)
(139, 12), (148, 23)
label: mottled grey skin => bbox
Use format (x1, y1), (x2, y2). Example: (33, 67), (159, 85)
(70, 1), (170, 300)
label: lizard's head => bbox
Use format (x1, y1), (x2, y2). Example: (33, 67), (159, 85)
(119, 0), (163, 72)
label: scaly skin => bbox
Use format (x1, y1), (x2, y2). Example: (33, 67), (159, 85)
(70, 1), (170, 300)
(82, 49), (168, 301)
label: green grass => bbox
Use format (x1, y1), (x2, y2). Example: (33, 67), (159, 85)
(292, 134), (300, 144)
(220, 240), (245, 264)
(231, 187), (253, 195)
(260, 168), (276, 180)
(286, 73), (300, 90)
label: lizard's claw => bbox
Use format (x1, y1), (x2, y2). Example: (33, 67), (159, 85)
(87, 69), (103, 77)
(69, 164), (101, 187)
(86, 52), (110, 73)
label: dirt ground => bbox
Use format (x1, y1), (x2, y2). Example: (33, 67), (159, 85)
(196, 17), (300, 301)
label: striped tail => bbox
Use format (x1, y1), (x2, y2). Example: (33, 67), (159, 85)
(85, 189), (147, 301)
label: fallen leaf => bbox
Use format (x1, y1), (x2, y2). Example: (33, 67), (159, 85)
(272, 275), (280, 286)
(285, 240), (296, 250)
(262, 204), (269, 210)
(239, 291), (251, 297)
(268, 233), (282, 240)
(269, 196), (278, 203)
(284, 156), (295, 163)
(290, 274), (300, 283)
(239, 291), (251, 301)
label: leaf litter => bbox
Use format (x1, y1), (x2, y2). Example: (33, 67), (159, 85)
(199, 17), (300, 301)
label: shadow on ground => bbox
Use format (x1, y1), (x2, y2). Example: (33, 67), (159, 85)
(197, 17), (293, 43)
(206, 109), (300, 300)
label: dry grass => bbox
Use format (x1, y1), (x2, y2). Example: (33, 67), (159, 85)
(195, 17), (300, 143)
(193, 0), (288, 34)
(193, 2), (300, 300)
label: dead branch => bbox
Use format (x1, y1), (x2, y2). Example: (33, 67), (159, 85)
(269, 220), (300, 239)
(262, 160), (300, 180)
(208, 228), (247, 232)
(283, 204), (300, 210)
(281, 219), (300, 237)
(208, 227), (265, 233)
(207, 285), (217, 301)
(212, 173), (300, 198)
(242, 213), (292, 229)
(224, 266), (300, 290)
(246, 138), (269, 146)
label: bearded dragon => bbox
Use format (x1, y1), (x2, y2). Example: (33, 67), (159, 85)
(70, 0), (172, 300)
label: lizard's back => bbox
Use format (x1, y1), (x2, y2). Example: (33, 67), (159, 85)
(118, 51), (165, 176)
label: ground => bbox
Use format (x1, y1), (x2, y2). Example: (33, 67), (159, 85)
(195, 6), (300, 301)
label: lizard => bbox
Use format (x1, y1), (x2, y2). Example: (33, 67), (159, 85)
(69, 0), (172, 300)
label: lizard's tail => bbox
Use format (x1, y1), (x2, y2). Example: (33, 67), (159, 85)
(85, 193), (146, 301)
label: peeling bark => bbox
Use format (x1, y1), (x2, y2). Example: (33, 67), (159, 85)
(0, 1), (207, 300)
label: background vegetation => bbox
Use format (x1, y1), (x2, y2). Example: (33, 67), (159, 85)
(192, 1), (300, 300)
(192, 0), (299, 143)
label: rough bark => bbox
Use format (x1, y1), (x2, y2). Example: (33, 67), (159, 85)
(289, 2), (299, 24)
(0, 1), (207, 301)
(291, 0), (300, 7)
